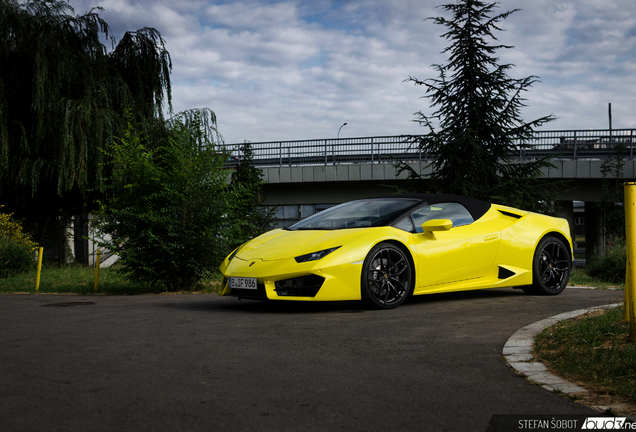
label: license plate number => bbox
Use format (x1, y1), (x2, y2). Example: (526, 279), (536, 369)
(230, 277), (257, 290)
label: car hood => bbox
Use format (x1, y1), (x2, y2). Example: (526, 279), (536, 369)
(236, 228), (366, 261)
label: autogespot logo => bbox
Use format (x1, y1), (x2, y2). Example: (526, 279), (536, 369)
(582, 417), (631, 429)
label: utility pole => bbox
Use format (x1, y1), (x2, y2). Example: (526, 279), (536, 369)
(609, 103), (613, 137)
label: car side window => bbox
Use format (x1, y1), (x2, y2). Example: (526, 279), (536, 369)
(410, 202), (474, 232)
(394, 216), (415, 232)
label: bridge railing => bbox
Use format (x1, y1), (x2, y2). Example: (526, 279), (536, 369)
(223, 129), (636, 167)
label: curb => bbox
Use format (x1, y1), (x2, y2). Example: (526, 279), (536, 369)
(567, 286), (623, 290)
(503, 303), (623, 412)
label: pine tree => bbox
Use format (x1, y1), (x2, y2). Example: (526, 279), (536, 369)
(401, 0), (556, 212)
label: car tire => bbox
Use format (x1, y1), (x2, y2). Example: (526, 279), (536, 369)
(522, 236), (571, 295)
(361, 242), (413, 309)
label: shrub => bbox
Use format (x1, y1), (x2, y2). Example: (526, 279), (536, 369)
(0, 208), (38, 277)
(93, 110), (238, 291)
(586, 236), (626, 283)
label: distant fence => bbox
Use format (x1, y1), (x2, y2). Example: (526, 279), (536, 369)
(223, 129), (636, 168)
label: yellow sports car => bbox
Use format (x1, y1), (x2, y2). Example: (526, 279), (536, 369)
(219, 194), (572, 309)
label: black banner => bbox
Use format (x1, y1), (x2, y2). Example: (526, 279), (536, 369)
(486, 415), (636, 431)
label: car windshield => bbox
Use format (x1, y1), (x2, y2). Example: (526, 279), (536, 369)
(289, 199), (419, 230)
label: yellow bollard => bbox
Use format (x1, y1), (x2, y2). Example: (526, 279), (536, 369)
(35, 247), (43, 291)
(94, 250), (101, 292)
(626, 261), (632, 322)
(624, 183), (636, 339)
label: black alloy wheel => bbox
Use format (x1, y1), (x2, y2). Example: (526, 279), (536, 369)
(523, 236), (571, 295)
(361, 242), (413, 309)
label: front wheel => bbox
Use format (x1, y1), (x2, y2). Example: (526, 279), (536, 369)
(361, 243), (413, 309)
(522, 236), (571, 295)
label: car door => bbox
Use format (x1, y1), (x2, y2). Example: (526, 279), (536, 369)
(407, 203), (501, 290)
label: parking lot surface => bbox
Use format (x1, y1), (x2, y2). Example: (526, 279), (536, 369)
(0, 288), (622, 431)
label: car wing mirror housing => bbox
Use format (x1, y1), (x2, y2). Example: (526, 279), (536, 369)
(419, 219), (453, 233)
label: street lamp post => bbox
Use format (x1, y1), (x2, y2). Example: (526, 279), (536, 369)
(337, 123), (348, 139)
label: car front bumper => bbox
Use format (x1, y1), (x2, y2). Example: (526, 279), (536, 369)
(219, 256), (364, 301)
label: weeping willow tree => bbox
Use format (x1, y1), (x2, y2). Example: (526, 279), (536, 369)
(0, 0), (171, 243)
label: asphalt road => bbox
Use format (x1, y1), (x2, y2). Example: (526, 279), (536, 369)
(0, 288), (622, 432)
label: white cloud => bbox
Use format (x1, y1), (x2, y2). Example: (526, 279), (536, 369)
(205, 1), (299, 29)
(66, 0), (636, 142)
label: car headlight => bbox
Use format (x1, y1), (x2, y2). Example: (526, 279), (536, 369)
(294, 246), (341, 263)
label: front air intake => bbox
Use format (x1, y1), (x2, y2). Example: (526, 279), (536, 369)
(274, 275), (325, 297)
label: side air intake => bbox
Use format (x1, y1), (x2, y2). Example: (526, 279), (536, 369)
(498, 267), (516, 280)
(498, 210), (522, 219)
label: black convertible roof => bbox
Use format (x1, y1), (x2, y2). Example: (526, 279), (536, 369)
(372, 193), (492, 222)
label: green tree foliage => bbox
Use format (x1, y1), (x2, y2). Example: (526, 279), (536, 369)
(0, 206), (38, 277)
(228, 142), (276, 246)
(399, 0), (557, 212)
(0, 0), (171, 242)
(93, 109), (233, 291)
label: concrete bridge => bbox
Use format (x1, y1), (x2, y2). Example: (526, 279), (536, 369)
(226, 128), (636, 260)
(259, 158), (633, 203)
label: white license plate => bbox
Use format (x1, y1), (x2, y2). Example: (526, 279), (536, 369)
(229, 277), (257, 290)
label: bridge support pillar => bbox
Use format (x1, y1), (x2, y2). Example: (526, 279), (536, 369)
(556, 201), (575, 245)
(584, 201), (603, 262)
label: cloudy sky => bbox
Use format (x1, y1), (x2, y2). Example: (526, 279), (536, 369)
(65, 0), (636, 144)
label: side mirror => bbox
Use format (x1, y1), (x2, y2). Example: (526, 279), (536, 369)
(420, 219), (453, 233)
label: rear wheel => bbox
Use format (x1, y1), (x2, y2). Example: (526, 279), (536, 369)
(361, 243), (413, 309)
(522, 236), (571, 295)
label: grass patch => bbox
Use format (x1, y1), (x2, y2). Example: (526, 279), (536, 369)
(534, 305), (636, 404)
(0, 264), (221, 295)
(568, 268), (624, 289)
